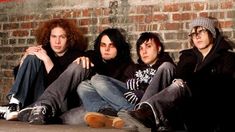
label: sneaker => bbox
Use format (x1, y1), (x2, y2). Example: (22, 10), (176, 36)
(18, 107), (34, 122)
(28, 105), (52, 125)
(0, 105), (8, 119)
(5, 103), (21, 121)
(118, 110), (152, 132)
(98, 108), (117, 116)
(84, 112), (124, 128)
(84, 112), (106, 128)
(117, 104), (158, 132)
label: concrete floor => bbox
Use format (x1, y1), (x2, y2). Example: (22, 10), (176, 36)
(0, 120), (130, 132)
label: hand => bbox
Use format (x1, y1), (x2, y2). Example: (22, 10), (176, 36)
(26, 45), (42, 55)
(126, 79), (139, 90)
(20, 45), (43, 66)
(73, 56), (94, 69)
(33, 48), (48, 61)
(124, 91), (139, 105)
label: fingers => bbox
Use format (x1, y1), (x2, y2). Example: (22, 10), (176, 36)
(124, 92), (138, 104)
(73, 56), (94, 69)
(26, 46), (42, 55)
(82, 57), (90, 69)
(73, 57), (80, 64)
(172, 79), (185, 87)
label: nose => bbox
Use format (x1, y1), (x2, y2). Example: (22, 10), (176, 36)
(142, 48), (147, 54)
(105, 45), (110, 51)
(195, 34), (201, 39)
(55, 37), (60, 44)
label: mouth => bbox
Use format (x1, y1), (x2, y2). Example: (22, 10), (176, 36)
(54, 46), (61, 49)
(142, 56), (148, 59)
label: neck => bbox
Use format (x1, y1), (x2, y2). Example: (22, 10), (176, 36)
(199, 44), (213, 59)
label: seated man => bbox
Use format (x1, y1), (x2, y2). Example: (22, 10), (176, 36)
(17, 28), (134, 125)
(118, 17), (235, 132)
(79, 32), (176, 129)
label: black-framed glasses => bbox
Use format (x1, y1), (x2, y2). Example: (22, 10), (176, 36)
(189, 28), (207, 39)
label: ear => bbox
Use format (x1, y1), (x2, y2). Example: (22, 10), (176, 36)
(158, 46), (161, 53)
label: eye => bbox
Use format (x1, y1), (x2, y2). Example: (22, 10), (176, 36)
(60, 35), (67, 39)
(100, 43), (106, 47)
(146, 44), (152, 48)
(189, 32), (196, 37)
(50, 35), (56, 38)
(109, 43), (115, 48)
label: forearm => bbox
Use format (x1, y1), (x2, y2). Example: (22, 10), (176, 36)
(42, 57), (54, 73)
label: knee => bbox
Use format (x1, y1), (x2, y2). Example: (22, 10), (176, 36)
(24, 55), (41, 63)
(171, 79), (192, 97)
(77, 81), (88, 96)
(90, 74), (107, 83)
(68, 63), (83, 71)
(67, 63), (89, 76)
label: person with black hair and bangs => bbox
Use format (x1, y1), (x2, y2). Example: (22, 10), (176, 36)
(81, 32), (176, 129)
(118, 17), (235, 132)
(17, 28), (134, 125)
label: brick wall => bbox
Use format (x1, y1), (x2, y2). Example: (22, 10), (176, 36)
(0, 0), (235, 104)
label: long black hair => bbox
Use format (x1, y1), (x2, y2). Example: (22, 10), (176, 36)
(93, 28), (132, 63)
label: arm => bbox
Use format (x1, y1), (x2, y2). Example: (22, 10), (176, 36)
(32, 47), (54, 73)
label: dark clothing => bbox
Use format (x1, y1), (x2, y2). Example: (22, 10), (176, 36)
(85, 50), (133, 82)
(124, 53), (176, 103)
(34, 50), (134, 116)
(139, 33), (235, 131)
(8, 46), (84, 108)
(38, 45), (85, 86)
(177, 34), (235, 132)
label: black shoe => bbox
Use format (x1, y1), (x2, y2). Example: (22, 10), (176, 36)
(6, 103), (21, 121)
(118, 104), (157, 132)
(98, 108), (118, 117)
(18, 107), (34, 122)
(28, 104), (53, 125)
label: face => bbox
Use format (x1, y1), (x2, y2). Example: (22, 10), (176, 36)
(139, 39), (159, 66)
(100, 35), (117, 61)
(190, 26), (213, 56)
(50, 27), (68, 56)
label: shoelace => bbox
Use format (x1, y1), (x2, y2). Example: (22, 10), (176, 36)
(32, 106), (47, 116)
(8, 104), (17, 111)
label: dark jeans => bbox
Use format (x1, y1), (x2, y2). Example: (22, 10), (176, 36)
(34, 63), (91, 116)
(8, 55), (46, 108)
(139, 80), (191, 130)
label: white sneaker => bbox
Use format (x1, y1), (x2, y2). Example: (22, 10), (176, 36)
(5, 103), (21, 121)
(0, 105), (8, 119)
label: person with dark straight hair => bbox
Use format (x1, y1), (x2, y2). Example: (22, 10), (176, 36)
(118, 17), (235, 132)
(17, 28), (134, 125)
(81, 32), (176, 129)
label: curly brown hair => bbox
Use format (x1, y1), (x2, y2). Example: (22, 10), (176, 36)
(35, 18), (87, 51)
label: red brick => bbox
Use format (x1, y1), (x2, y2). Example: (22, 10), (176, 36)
(163, 3), (180, 12)
(12, 30), (29, 37)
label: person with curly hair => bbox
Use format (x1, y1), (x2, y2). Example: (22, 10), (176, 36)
(16, 28), (134, 125)
(2, 18), (87, 121)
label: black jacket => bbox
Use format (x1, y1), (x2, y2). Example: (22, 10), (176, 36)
(176, 33), (235, 132)
(14, 44), (85, 87)
(123, 52), (175, 102)
(85, 50), (134, 82)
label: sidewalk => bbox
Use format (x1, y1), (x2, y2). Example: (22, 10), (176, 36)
(0, 120), (129, 132)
